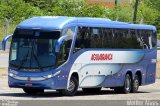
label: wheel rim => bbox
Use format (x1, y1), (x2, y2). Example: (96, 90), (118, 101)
(125, 76), (131, 91)
(134, 78), (139, 91)
(68, 80), (75, 92)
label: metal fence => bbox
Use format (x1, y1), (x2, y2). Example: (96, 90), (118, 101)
(0, 18), (13, 50)
(0, 43), (2, 50)
(158, 39), (160, 50)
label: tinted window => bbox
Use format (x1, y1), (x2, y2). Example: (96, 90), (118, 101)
(56, 27), (75, 66)
(74, 27), (155, 53)
(152, 31), (157, 47)
(74, 27), (91, 52)
(14, 29), (60, 39)
(137, 30), (157, 49)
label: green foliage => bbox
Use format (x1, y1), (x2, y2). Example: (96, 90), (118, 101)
(23, 0), (59, 13)
(50, 0), (83, 16)
(49, 0), (111, 19)
(109, 4), (133, 22)
(79, 5), (110, 18)
(0, 0), (160, 42)
(137, 1), (159, 25)
(149, 0), (160, 11)
(0, 0), (43, 24)
(0, 0), (159, 24)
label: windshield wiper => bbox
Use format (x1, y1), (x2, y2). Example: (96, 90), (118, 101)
(17, 39), (43, 71)
(31, 40), (43, 71)
(18, 48), (30, 70)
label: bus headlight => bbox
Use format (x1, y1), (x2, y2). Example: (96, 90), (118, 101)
(53, 70), (61, 77)
(9, 73), (16, 77)
(43, 70), (61, 79)
(43, 74), (53, 79)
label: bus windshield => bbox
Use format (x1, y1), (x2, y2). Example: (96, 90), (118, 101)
(9, 29), (60, 71)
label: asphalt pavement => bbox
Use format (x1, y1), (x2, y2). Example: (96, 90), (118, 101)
(158, 50), (160, 60)
(0, 52), (9, 67)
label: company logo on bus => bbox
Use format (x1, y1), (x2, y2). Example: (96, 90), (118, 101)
(91, 53), (113, 61)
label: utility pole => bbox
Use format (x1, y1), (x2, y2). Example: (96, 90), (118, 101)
(5, 18), (11, 36)
(115, 0), (118, 8)
(133, 0), (139, 24)
(115, 0), (118, 21)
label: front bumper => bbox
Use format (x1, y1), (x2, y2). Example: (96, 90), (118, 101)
(8, 76), (67, 89)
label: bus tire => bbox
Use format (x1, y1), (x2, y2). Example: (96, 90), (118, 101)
(23, 88), (44, 95)
(82, 88), (101, 93)
(114, 74), (132, 94)
(62, 77), (78, 96)
(122, 74), (132, 94)
(131, 74), (139, 93)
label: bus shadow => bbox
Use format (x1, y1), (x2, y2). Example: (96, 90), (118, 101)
(76, 90), (150, 96)
(0, 90), (150, 98)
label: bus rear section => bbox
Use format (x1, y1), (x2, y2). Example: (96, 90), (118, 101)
(71, 26), (157, 94)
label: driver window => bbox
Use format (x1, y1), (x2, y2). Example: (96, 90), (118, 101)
(56, 27), (75, 66)
(10, 42), (17, 61)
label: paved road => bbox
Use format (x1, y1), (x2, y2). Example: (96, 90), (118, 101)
(0, 75), (160, 100)
(0, 52), (9, 67)
(158, 50), (160, 60)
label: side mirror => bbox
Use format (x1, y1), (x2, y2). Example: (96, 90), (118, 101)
(2, 34), (13, 51)
(55, 35), (68, 53)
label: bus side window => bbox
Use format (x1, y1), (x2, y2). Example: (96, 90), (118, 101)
(152, 31), (157, 47)
(90, 28), (100, 48)
(10, 42), (17, 61)
(56, 27), (75, 66)
(74, 27), (90, 53)
(57, 40), (72, 65)
(148, 31), (153, 49)
(147, 30), (157, 49)
(142, 30), (149, 49)
(128, 29), (138, 49)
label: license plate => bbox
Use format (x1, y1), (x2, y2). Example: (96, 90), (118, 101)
(25, 83), (32, 86)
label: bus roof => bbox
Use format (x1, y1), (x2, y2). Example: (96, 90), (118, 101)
(17, 16), (156, 31)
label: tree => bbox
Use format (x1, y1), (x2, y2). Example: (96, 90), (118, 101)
(137, 0), (159, 24)
(0, 0), (43, 24)
(149, 0), (160, 11)
(108, 3), (134, 22)
(23, 0), (59, 13)
(0, 0), (159, 40)
(50, 0), (85, 16)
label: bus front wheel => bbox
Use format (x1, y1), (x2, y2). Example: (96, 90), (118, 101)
(61, 77), (78, 96)
(23, 88), (44, 95)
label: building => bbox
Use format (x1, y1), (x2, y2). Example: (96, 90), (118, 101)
(86, 0), (132, 7)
